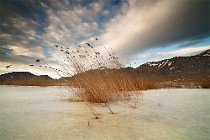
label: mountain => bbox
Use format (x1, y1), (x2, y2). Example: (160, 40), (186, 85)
(0, 72), (52, 80)
(136, 49), (210, 88)
(196, 49), (210, 57)
(0, 72), (56, 86)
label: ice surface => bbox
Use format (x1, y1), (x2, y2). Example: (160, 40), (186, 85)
(0, 86), (210, 140)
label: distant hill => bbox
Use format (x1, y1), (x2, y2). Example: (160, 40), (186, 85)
(0, 72), (56, 86)
(0, 49), (209, 88)
(0, 72), (52, 81)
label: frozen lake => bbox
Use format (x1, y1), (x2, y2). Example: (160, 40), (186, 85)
(0, 86), (210, 140)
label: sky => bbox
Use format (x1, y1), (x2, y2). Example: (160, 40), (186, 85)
(0, 0), (210, 78)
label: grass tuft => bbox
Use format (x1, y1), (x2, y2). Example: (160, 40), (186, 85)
(50, 39), (146, 116)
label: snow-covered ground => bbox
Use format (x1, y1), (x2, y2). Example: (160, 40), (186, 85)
(0, 86), (210, 140)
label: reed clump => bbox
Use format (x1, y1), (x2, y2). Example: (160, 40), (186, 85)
(54, 40), (142, 100)
(74, 68), (142, 103)
(41, 38), (144, 117)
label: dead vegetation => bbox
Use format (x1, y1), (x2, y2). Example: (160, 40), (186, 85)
(50, 38), (145, 118)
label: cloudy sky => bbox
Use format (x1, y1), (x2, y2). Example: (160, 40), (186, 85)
(0, 0), (210, 78)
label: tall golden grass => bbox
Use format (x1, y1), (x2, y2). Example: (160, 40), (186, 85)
(52, 39), (145, 117)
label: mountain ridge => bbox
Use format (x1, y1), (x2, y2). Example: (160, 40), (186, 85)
(136, 49), (210, 88)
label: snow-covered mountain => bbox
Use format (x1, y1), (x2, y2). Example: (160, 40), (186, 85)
(137, 49), (210, 88)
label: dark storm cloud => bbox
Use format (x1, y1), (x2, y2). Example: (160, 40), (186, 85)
(103, 0), (210, 56)
(0, 0), (124, 67)
(147, 0), (210, 47)
(0, 0), (47, 43)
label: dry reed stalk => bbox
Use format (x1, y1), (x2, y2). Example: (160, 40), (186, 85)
(40, 39), (144, 117)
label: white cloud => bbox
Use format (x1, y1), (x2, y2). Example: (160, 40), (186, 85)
(142, 46), (210, 62)
(99, 0), (180, 57)
(9, 44), (45, 58)
(42, 1), (102, 45)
